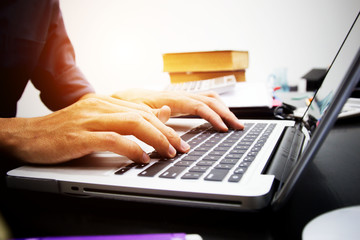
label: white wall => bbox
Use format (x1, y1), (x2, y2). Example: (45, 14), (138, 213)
(17, 0), (360, 117)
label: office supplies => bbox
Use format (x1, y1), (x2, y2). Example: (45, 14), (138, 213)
(14, 233), (202, 240)
(219, 81), (274, 118)
(7, 12), (360, 211)
(164, 75), (236, 94)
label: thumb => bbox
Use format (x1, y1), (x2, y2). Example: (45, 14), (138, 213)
(152, 105), (171, 123)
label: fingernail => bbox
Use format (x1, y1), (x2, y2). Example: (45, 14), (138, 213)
(220, 122), (228, 132)
(180, 139), (190, 152)
(142, 152), (150, 163)
(168, 144), (177, 157)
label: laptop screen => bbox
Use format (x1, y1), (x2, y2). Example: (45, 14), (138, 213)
(302, 12), (360, 133)
(272, 12), (360, 210)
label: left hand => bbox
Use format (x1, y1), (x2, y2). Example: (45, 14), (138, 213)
(112, 89), (244, 132)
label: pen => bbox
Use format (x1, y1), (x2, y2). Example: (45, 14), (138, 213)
(13, 233), (203, 240)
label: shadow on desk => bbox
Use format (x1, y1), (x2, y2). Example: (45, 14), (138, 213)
(1, 117), (360, 240)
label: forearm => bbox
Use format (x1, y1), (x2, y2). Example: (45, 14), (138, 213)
(0, 118), (29, 160)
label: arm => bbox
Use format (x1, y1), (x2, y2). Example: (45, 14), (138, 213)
(30, 0), (95, 111)
(0, 90), (242, 165)
(0, 1), (242, 165)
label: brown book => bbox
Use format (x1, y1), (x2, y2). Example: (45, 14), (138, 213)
(163, 50), (249, 73)
(169, 70), (246, 83)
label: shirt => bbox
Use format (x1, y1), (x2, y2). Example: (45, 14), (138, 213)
(0, 0), (95, 118)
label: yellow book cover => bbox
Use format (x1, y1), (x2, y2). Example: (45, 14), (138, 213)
(169, 70), (246, 83)
(163, 50), (249, 73)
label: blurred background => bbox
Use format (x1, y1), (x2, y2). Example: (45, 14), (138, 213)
(17, 0), (360, 117)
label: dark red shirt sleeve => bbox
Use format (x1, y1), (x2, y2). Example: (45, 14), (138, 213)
(0, 0), (95, 117)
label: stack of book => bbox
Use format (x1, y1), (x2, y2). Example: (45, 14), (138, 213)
(162, 50), (249, 83)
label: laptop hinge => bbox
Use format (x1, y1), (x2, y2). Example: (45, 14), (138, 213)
(265, 126), (305, 187)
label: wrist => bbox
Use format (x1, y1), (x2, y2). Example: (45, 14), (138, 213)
(0, 118), (30, 159)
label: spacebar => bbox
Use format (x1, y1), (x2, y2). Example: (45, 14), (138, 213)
(138, 161), (172, 177)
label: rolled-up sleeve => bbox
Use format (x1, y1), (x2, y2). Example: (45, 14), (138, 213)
(30, 0), (95, 111)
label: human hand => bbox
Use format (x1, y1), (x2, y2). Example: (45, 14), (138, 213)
(112, 89), (244, 131)
(0, 94), (190, 164)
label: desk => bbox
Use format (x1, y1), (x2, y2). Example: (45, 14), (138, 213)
(1, 116), (360, 240)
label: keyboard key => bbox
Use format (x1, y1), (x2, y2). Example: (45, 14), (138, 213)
(214, 146), (231, 151)
(115, 163), (137, 175)
(239, 162), (251, 167)
(225, 154), (243, 159)
(251, 147), (261, 152)
(174, 161), (193, 167)
(196, 146), (212, 151)
(243, 156), (255, 162)
(219, 142), (234, 148)
(230, 149), (247, 155)
(148, 151), (162, 159)
(190, 150), (207, 156)
(215, 164), (235, 170)
(234, 167), (247, 174)
(159, 166), (187, 179)
(224, 139), (237, 143)
(197, 160), (216, 166)
(189, 166), (211, 172)
(209, 151), (226, 156)
(139, 160), (172, 177)
(214, 132), (229, 138)
(181, 132), (199, 142)
(188, 140), (202, 148)
(247, 151), (258, 157)
(234, 145), (250, 150)
(204, 169), (229, 181)
(181, 154), (200, 161)
(203, 155), (221, 161)
(228, 174), (243, 182)
(243, 137), (256, 142)
(181, 172), (203, 180)
(135, 163), (149, 169)
(237, 141), (253, 146)
(220, 158), (241, 165)
(114, 167), (131, 175)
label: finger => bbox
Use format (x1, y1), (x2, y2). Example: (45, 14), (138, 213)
(184, 93), (244, 130)
(139, 109), (190, 154)
(89, 132), (150, 163)
(86, 94), (155, 116)
(126, 111), (190, 155)
(198, 91), (227, 106)
(94, 96), (175, 128)
(82, 98), (189, 155)
(167, 96), (230, 131)
(151, 105), (171, 123)
(89, 112), (187, 158)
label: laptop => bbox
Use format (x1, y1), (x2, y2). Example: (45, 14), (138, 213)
(7, 12), (360, 211)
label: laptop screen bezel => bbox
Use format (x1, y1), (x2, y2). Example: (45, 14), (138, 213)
(272, 48), (360, 210)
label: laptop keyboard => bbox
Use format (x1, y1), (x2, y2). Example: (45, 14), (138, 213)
(115, 122), (276, 182)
